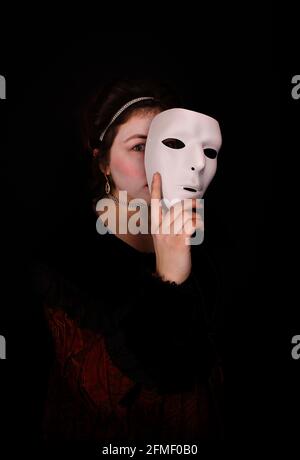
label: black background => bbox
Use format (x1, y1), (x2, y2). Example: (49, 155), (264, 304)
(0, 4), (298, 451)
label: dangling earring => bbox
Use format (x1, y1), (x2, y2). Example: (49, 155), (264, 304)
(105, 174), (110, 195)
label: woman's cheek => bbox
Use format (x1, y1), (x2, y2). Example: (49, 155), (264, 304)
(111, 157), (144, 179)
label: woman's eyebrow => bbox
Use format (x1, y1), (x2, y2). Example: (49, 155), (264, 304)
(124, 134), (147, 142)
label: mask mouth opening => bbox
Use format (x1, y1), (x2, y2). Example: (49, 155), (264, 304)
(183, 187), (197, 192)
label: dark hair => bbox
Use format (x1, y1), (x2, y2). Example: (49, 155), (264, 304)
(81, 78), (181, 209)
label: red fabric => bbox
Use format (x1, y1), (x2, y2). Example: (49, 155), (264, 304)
(43, 307), (220, 441)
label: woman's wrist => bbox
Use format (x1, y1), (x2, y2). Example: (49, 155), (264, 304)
(152, 270), (189, 285)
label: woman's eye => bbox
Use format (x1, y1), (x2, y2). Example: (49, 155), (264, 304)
(204, 148), (218, 159)
(133, 143), (145, 152)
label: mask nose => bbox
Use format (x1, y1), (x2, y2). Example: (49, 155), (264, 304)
(191, 147), (206, 172)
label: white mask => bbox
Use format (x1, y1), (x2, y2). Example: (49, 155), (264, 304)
(145, 108), (222, 207)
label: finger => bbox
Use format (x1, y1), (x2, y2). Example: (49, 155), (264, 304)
(168, 199), (202, 226)
(167, 208), (191, 235)
(151, 172), (162, 201)
(182, 213), (204, 236)
(168, 199), (202, 224)
(189, 198), (203, 210)
(150, 172), (163, 232)
(165, 203), (180, 227)
(159, 207), (203, 236)
(174, 210), (203, 236)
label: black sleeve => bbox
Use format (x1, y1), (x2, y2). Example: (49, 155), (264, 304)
(102, 263), (217, 392)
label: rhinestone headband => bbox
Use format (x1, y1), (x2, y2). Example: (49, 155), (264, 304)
(99, 97), (155, 142)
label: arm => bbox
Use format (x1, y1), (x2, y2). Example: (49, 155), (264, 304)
(103, 261), (217, 393)
(30, 257), (216, 393)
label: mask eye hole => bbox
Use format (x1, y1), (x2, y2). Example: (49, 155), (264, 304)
(162, 138), (185, 149)
(204, 148), (218, 159)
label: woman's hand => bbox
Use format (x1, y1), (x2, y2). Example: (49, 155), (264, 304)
(150, 172), (203, 285)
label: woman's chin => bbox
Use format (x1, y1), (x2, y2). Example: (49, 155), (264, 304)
(134, 186), (150, 202)
(121, 187), (151, 205)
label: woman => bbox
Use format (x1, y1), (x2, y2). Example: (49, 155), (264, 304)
(32, 78), (223, 441)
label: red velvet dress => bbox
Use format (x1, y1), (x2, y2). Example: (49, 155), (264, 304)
(33, 230), (223, 441)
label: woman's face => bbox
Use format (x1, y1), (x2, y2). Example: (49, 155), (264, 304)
(107, 110), (160, 203)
